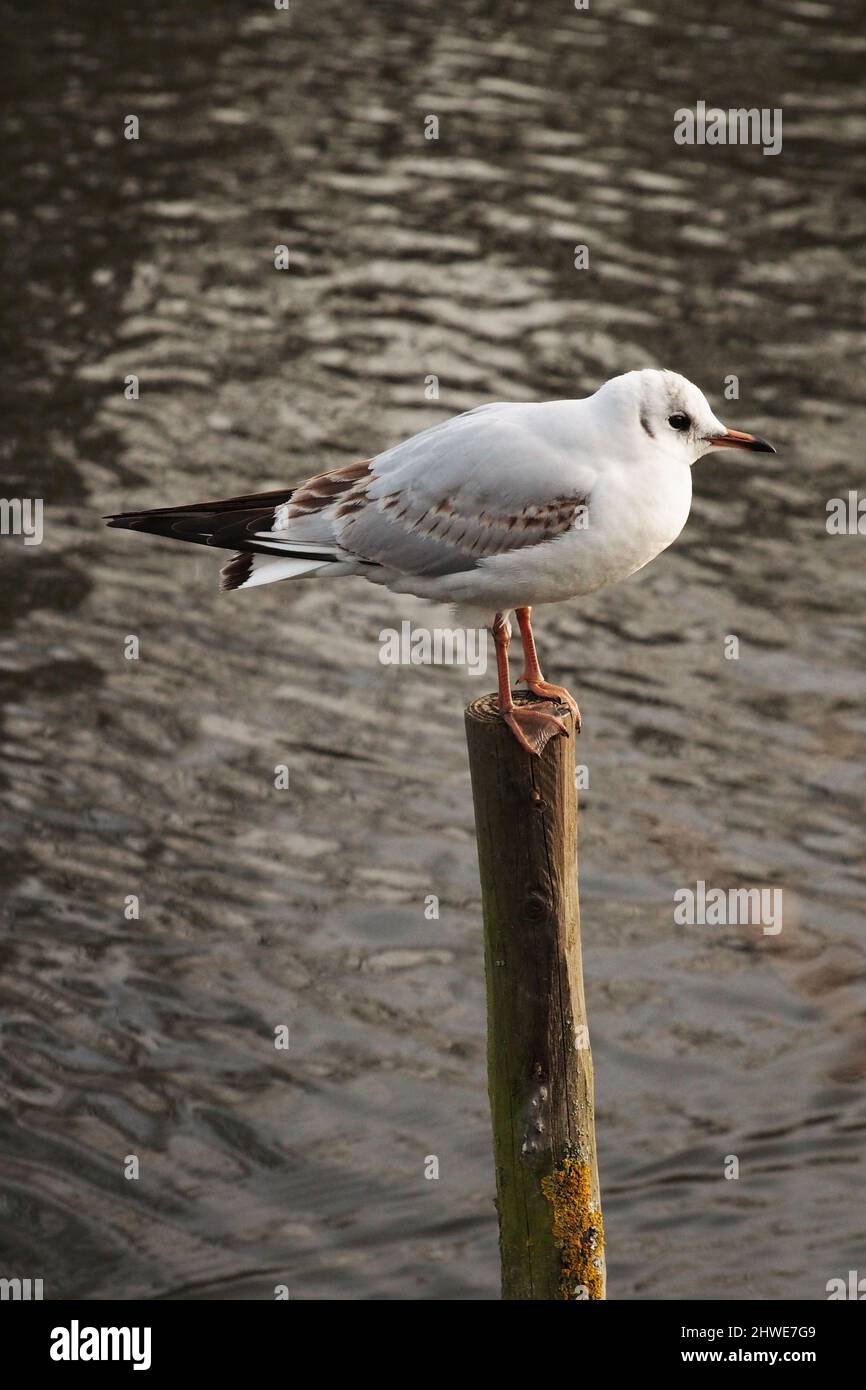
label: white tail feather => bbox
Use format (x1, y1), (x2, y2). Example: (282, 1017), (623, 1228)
(237, 555), (333, 589)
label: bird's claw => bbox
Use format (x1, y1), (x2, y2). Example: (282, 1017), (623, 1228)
(501, 703), (569, 756)
(517, 677), (581, 731)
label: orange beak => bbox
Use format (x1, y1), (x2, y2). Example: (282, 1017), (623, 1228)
(707, 428), (775, 454)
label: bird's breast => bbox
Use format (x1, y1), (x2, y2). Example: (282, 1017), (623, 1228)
(520, 460), (693, 602)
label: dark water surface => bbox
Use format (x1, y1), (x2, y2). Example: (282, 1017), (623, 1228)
(1, 0), (864, 1299)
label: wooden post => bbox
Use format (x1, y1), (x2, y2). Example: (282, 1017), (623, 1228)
(465, 692), (605, 1301)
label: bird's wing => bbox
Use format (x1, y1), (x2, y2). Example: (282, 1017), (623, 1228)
(313, 402), (597, 577)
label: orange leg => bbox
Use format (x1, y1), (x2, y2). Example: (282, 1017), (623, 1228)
(493, 612), (568, 756)
(515, 606), (581, 731)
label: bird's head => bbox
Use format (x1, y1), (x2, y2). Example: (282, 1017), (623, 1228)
(597, 368), (775, 466)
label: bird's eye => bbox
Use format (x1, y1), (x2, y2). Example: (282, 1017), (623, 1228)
(668, 412), (691, 431)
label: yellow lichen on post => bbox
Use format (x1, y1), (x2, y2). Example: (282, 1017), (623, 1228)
(542, 1155), (605, 1301)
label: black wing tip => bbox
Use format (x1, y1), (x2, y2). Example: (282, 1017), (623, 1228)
(104, 513), (156, 531)
(103, 487), (294, 525)
(104, 513), (187, 538)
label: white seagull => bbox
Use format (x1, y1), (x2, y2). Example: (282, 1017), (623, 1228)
(106, 368), (775, 754)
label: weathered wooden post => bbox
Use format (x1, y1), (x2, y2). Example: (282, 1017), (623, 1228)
(465, 692), (605, 1300)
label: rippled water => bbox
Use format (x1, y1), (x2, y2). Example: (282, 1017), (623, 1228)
(1, 0), (865, 1299)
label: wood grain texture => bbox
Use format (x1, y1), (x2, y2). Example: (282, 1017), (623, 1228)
(465, 692), (605, 1300)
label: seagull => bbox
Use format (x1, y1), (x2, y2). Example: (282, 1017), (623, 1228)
(106, 368), (775, 755)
